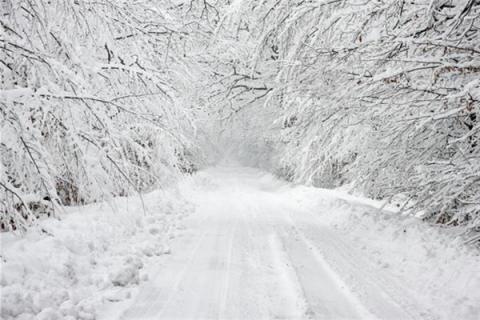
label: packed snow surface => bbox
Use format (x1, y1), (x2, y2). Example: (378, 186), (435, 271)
(2, 166), (479, 319)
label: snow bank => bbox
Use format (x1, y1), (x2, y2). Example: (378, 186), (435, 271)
(288, 186), (480, 320)
(0, 181), (195, 320)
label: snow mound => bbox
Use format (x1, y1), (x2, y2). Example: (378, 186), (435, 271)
(0, 184), (194, 320)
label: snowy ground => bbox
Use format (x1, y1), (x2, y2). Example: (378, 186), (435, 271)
(1, 183), (194, 320)
(2, 166), (479, 319)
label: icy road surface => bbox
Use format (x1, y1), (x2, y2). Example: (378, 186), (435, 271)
(113, 166), (430, 320)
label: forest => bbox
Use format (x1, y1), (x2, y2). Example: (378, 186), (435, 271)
(2, 0), (479, 236)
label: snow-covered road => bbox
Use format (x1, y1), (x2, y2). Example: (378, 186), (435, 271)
(111, 166), (431, 320)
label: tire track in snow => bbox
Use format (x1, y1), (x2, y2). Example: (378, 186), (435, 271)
(276, 220), (376, 320)
(217, 216), (237, 319)
(294, 204), (434, 320)
(155, 224), (211, 318)
(120, 200), (215, 320)
(267, 231), (308, 319)
(114, 166), (429, 320)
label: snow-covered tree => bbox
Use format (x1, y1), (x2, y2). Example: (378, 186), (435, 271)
(2, 0), (479, 234)
(0, 0), (208, 230)
(209, 0), (480, 233)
